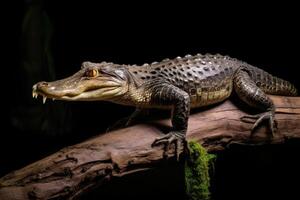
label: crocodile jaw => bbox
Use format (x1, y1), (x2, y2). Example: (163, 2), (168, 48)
(32, 77), (127, 103)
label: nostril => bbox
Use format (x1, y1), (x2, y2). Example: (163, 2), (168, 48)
(37, 82), (49, 89)
(39, 82), (48, 86)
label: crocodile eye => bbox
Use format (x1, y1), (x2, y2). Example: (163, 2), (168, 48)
(86, 69), (98, 77)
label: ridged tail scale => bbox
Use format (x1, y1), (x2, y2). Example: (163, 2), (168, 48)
(247, 66), (297, 96)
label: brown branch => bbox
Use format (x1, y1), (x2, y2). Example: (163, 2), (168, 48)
(1, 96), (300, 200)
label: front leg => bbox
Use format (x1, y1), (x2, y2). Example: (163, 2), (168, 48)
(149, 83), (191, 160)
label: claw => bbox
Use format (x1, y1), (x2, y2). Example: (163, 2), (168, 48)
(152, 132), (185, 160)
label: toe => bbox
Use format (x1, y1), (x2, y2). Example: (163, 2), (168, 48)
(151, 132), (186, 159)
(269, 116), (277, 136)
(244, 111), (277, 136)
(241, 115), (258, 123)
(152, 133), (172, 147)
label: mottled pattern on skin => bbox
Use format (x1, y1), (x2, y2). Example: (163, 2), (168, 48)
(33, 53), (298, 157)
(125, 54), (297, 108)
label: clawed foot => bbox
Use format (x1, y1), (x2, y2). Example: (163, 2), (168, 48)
(152, 132), (186, 160)
(240, 110), (277, 136)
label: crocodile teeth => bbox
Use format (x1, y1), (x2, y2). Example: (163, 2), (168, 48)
(43, 96), (47, 104)
(32, 84), (37, 91)
(32, 85), (39, 99)
(32, 91), (38, 99)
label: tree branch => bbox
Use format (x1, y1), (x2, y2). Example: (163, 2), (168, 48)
(1, 96), (300, 200)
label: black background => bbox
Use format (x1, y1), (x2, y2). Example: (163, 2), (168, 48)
(2, 1), (300, 200)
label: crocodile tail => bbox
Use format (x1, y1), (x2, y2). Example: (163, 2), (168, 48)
(259, 73), (298, 96)
(247, 66), (297, 96)
(272, 77), (298, 96)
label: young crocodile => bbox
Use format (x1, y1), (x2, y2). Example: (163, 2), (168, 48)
(32, 54), (297, 157)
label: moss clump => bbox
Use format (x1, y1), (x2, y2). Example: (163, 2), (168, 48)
(185, 141), (216, 200)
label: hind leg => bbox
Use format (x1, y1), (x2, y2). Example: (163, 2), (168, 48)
(234, 69), (277, 135)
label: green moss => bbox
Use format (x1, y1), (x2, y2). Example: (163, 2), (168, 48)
(185, 141), (216, 200)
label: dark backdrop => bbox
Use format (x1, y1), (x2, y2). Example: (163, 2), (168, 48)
(2, 1), (300, 200)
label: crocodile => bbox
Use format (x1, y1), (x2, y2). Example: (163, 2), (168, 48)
(32, 54), (297, 158)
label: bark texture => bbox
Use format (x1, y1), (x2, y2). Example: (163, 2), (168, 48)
(1, 96), (300, 200)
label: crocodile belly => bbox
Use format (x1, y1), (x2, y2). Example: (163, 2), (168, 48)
(190, 80), (233, 108)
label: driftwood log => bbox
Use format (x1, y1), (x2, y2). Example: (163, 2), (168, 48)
(1, 96), (300, 200)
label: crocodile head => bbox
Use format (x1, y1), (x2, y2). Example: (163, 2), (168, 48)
(32, 62), (130, 103)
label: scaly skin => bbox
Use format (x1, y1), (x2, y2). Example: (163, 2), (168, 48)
(32, 54), (297, 159)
